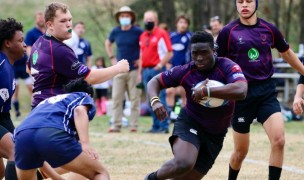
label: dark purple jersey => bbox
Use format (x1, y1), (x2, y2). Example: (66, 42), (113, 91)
(216, 18), (289, 82)
(160, 57), (246, 134)
(28, 35), (91, 107)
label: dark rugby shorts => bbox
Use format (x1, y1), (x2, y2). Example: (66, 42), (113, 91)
(15, 128), (82, 170)
(232, 79), (281, 133)
(169, 109), (225, 174)
(0, 112), (15, 133)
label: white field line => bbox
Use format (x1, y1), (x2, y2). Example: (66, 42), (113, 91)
(90, 132), (304, 174)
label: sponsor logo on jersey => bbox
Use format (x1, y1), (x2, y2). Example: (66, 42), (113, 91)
(32, 50), (38, 65)
(248, 48), (259, 61)
(232, 72), (245, 79)
(237, 36), (245, 44)
(238, 117), (245, 123)
(78, 65), (88, 75)
(190, 128), (197, 135)
(71, 61), (82, 70)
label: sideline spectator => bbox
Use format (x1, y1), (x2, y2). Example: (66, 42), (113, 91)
(209, 16), (223, 41)
(138, 10), (173, 133)
(91, 57), (110, 116)
(105, 6), (143, 132)
(73, 21), (93, 67)
(166, 15), (191, 120)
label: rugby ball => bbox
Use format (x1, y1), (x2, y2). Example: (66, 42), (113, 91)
(194, 80), (228, 108)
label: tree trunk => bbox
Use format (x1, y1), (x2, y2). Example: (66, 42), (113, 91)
(160, 0), (176, 31)
(272, 0), (280, 29)
(300, 0), (304, 44)
(192, 0), (204, 31)
(284, 0), (293, 42)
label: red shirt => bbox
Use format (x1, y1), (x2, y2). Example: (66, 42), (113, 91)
(140, 27), (172, 68)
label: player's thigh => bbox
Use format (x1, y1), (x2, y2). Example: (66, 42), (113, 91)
(232, 129), (250, 153)
(263, 112), (285, 144)
(16, 167), (37, 180)
(60, 152), (109, 179)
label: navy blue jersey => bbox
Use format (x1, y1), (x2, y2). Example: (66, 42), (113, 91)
(0, 52), (15, 112)
(15, 92), (95, 136)
(24, 27), (43, 46)
(216, 18), (289, 82)
(77, 38), (93, 65)
(170, 31), (192, 66)
(108, 25), (143, 70)
(160, 57), (246, 134)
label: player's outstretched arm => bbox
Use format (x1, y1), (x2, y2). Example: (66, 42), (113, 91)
(293, 84), (304, 115)
(147, 74), (168, 121)
(85, 59), (129, 85)
(74, 105), (98, 160)
(281, 49), (304, 75)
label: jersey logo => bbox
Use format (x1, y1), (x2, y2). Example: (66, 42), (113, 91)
(248, 48), (259, 61)
(32, 50), (38, 65)
(189, 128), (197, 135)
(0, 88), (9, 102)
(237, 35), (245, 45)
(238, 117), (245, 123)
(71, 61), (82, 70)
(78, 65), (88, 75)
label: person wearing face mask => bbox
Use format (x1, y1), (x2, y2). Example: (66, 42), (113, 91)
(138, 10), (173, 134)
(216, 0), (304, 179)
(105, 6), (143, 133)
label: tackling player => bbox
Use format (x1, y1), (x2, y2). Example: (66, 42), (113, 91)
(145, 31), (247, 180)
(14, 78), (109, 180)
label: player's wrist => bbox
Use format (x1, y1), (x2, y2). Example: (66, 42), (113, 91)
(150, 96), (160, 106)
(156, 63), (163, 69)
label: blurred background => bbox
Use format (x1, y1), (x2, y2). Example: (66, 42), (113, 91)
(1, 0), (303, 62)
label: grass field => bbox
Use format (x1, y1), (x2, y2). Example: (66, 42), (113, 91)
(10, 83), (304, 180)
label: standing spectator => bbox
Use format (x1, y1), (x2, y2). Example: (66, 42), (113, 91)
(91, 57), (110, 116)
(25, 11), (45, 56)
(209, 16), (223, 42)
(0, 17), (26, 180)
(12, 54), (32, 118)
(166, 15), (191, 120)
(73, 21), (93, 67)
(12, 11), (45, 118)
(105, 6), (143, 132)
(139, 10), (173, 133)
(216, 0), (304, 179)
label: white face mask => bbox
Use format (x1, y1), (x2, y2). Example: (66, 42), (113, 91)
(119, 17), (131, 26)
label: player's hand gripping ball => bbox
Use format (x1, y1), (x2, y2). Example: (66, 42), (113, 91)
(192, 79), (228, 108)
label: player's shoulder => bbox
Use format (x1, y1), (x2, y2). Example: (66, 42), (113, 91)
(222, 19), (240, 31)
(258, 18), (279, 31)
(132, 25), (143, 33)
(216, 57), (238, 67)
(0, 53), (7, 69)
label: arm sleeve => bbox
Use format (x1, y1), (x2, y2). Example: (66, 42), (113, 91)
(86, 41), (93, 56)
(160, 65), (186, 88)
(222, 58), (247, 83)
(24, 31), (35, 46)
(215, 29), (229, 57)
(78, 94), (95, 120)
(53, 45), (90, 78)
(108, 28), (116, 43)
(272, 26), (290, 53)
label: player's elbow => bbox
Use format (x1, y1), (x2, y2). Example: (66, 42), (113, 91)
(236, 86), (247, 100)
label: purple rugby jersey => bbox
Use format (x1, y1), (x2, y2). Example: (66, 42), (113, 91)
(216, 18), (289, 82)
(28, 35), (91, 108)
(160, 57), (246, 135)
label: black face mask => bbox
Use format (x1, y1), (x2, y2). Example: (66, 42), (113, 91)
(144, 21), (155, 31)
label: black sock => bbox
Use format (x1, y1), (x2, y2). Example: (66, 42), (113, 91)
(269, 166), (282, 180)
(13, 101), (19, 112)
(228, 164), (240, 180)
(147, 171), (158, 180)
(5, 161), (17, 180)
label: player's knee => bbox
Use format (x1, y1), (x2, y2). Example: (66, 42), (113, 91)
(174, 158), (195, 175)
(271, 135), (285, 150)
(232, 150), (248, 162)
